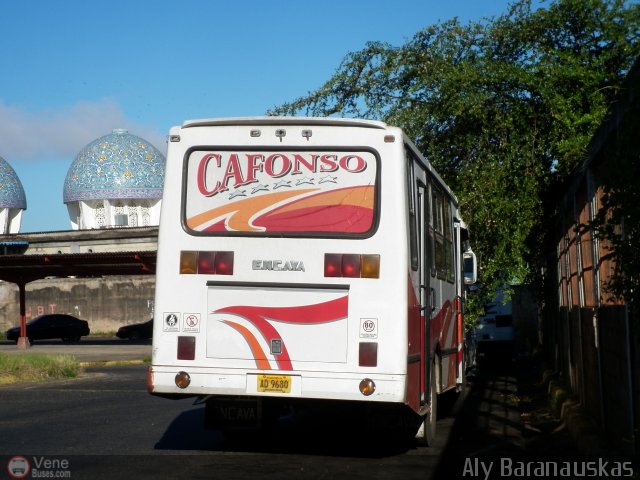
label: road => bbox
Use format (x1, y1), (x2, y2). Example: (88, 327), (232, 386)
(0, 340), (589, 480)
(0, 364), (444, 479)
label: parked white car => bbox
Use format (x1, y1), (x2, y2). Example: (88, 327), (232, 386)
(474, 286), (515, 358)
(475, 313), (514, 343)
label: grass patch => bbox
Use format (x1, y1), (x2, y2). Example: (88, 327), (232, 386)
(89, 331), (117, 337)
(0, 353), (83, 385)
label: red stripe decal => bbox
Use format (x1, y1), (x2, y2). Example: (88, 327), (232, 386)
(215, 296), (348, 371)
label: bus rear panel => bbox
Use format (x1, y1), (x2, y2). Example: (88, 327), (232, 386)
(148, 117), (473, 439)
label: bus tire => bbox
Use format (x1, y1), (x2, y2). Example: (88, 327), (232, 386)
(417, 357), (438, 446)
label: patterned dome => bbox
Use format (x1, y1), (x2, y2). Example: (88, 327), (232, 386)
(0, 156), (27, 209)
(63, 129), (165, 203)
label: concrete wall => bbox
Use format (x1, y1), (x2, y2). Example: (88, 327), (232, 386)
(0, 276), (155, 334)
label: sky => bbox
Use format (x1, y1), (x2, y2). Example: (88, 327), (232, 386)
(0, 0), (520, 233)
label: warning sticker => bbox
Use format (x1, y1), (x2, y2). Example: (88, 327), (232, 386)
(183, 313), (201, 333)
(163, 313), (180, 332)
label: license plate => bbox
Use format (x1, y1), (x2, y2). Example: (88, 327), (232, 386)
(257, 374), (291, 393)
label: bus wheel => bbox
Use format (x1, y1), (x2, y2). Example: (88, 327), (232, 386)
(417, 358), (438, 446)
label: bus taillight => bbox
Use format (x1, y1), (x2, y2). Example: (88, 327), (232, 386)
(324, 254), (342, 277)
(196, 251), (216, 273)
(177, 336), (196, 360)
(179, 251), (198, 274)
(175, 371), (191, 389)
(359, 378), (376, 396)
(342, 254), (361, 277)
(359, 342), (378, 367)
(324, 254), (380, 278)
(214, 251), (234, 275)
(361, 255), (380, 278)
(180, 251), (234, 275)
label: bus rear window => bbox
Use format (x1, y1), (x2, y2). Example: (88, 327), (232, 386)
(183, 150), (378, 235)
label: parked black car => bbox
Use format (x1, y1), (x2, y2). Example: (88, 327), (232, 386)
(6, 314), (90, 344)
(116, 319), (153, 340)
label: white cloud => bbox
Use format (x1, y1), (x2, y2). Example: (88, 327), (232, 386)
(0, 99), (166, 162)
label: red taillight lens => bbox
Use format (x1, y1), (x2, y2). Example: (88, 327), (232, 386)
(359, 342), (378, 367)
(324, 254), (379, 278)
(342, 254), (361, 278)
(197, 251), (216, 274)
(214, 251), (234, 275)
(324, 253), (342, 277)
(180, 251), (234, 275)
(177, 336), (196, 360)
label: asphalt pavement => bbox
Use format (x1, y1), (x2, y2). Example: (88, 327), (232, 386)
(1, 341), (637, 479)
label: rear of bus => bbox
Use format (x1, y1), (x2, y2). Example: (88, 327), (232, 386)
(148, 117), (414, 427)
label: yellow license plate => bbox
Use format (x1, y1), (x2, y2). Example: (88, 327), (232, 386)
(257, 374), (291, 393)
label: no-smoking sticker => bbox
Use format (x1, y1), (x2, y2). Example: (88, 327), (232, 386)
(183, 313), (200, 332)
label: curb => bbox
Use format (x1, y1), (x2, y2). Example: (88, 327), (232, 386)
(79, 359), (148, 367)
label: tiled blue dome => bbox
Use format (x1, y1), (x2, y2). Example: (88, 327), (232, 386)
(0, 156), (27, 209)
(63, 129), (165, 203)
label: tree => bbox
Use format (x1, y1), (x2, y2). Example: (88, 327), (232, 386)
(270, 0), (640, 306)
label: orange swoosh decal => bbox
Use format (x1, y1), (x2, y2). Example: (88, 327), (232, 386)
(187, 189), (317, 231)
(273, 186), (374, 214)
(222, 320), (272, 370)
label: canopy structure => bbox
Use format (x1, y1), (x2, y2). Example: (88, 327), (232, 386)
(0, 251), (156, 349)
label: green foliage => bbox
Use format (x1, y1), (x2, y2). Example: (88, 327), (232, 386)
(270, 0), (640, 297)
(0, 353), (82, 384)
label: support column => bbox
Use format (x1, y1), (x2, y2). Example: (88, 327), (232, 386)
(16, 281), (30, 350)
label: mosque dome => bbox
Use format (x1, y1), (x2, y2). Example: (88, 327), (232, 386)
(0, 156), (27, 209)
(63, 129), (165, 203)
(63, 129), (165, 230)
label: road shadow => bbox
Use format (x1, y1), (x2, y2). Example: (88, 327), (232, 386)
(431, 352), (590, 480)
(155, 401), (418, 458)
(155, 352), (616, 471)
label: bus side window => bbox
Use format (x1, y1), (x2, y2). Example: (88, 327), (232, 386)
(406, 154), (419, 271)
(432, 189), (445, 279)
(429, 185), (436, 277)
(444, 201), (454, 283)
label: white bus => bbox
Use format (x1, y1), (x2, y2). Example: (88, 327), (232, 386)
(148, 117), (477, 445)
